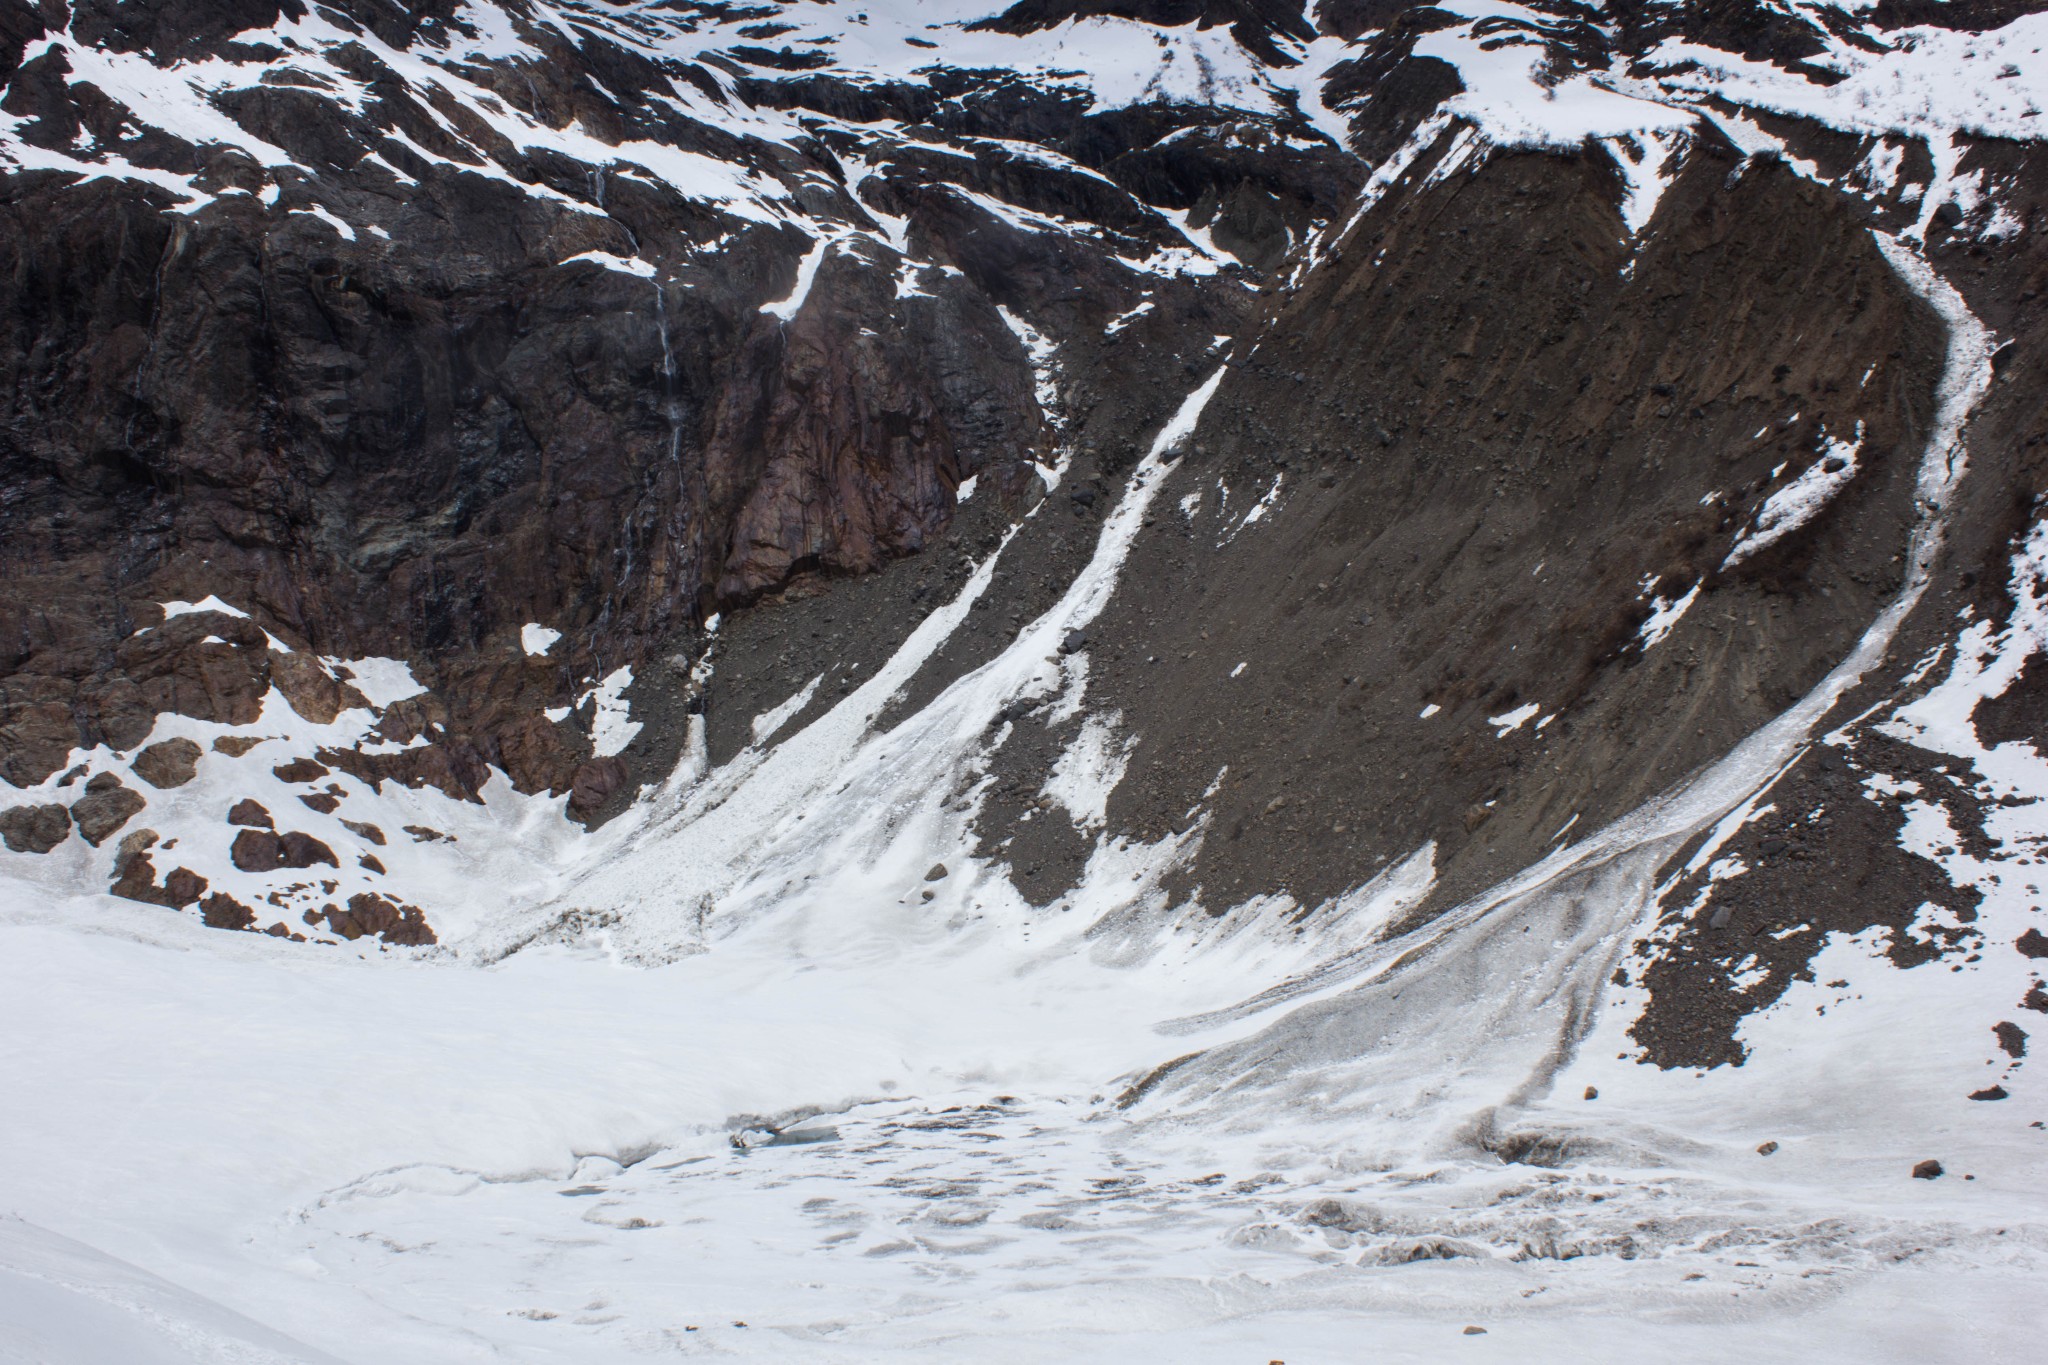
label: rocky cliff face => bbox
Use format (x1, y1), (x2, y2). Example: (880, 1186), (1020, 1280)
(2, 0), (2046, 1083)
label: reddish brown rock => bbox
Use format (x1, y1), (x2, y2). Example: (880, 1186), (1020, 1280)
(321, 892), (437, 946)
(230, 829), (285, 872)
(226, 798), (273, 828)
(0, 802), (71, 853)
(211, 736), (264, 756)
(299, 792), (340, 814)
(199, 892), (257, 931)
(281, 832), (339, 868)
(269, 650), (370, 724)
(340, 818), (385, 845)
(70, 773), (145, 845)
(568, 757), (628, 818)
(271, 757), (330, 784)
(359, 853), (386, 874)
(317, 744), (487, 804)
(130, 737), (203, 789)
(0, 682), (78, 790)
(110, 830), (208, 908)
(230, 828), (338, 872)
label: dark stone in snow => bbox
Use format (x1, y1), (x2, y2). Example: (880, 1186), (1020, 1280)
(991, 698), (1035, 729)
(131, 737), (202, 789)
(1993, 1021), (2027, 1058)
(199, 892), (256, 931)
(1912, 1160), (1945, 1179)
(925, 863), (949, 881)
(1757, 1140), (1779, 1156)
(231, 828), (339, 872)
(0, 803), (71, 853)
(70, 778), (145, 845)
(2017, 928), (2048, 959)
(1061, 630), (1088, 655)
(1969, 1085), (2009, 1101)
(227, 798), (273, 828)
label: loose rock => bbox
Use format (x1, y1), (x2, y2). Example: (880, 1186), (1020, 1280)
(131, 737), (203, 789)
(0, 803), (71, 853)
(71, 775), (146, 846)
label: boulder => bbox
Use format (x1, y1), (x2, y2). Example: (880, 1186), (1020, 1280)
(226, 798), (273, 828)
(199, 892), (257, 931)
(230, 828), (338, 872)
(131, 737), (203, 789)
(0, 802), (71, 853)
(70, 774), (145, 845)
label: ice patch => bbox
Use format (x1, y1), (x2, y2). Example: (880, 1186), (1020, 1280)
(751, 676), (822, 748)
(1637, 582), (1702, 650)
(1105, 300), (1154, 336)
(161, 595), (249, 621)
(1488, 702), (1541, 736)
(760, 233), (836, 320)
(561, 250), (654, 278)
(1725, 424), (1867, 567)
(584, 666), (641, 758)
(520, 624), (561, 657)
(331, 657), (427, 709)
(1041, 712), (1134, 830)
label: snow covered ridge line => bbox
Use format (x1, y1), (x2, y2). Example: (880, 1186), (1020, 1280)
(0, 0), (1329, 220)
(1333, 2), (2048, 263)
(0, 4), (800, 221)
